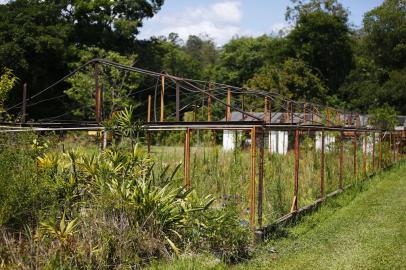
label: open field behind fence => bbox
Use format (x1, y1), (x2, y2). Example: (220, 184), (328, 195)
(146, 128), (402, 227)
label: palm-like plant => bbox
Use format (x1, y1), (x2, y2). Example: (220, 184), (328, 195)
(107, 105), (144, 151)
(40, 211), (79, 250)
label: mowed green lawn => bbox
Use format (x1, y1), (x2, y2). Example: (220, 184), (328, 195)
(150, 161), (406, 270)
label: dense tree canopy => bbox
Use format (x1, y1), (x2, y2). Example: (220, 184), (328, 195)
(0, 0), (164, 117)
(363, 0), (406, 69)
(246, 58), (327, 102)
(0, 0), (405, 120)
(286, 5), (354, 93)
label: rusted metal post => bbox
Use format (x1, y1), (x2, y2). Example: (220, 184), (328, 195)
(257, 129), (264, 227)
(396, 132), (399, 161)
(264, 97), (269, 124)
(379, 131), (383, 169)
(389, 132), (392, 165)
(290, 102), (294, 124)
(372, 132), (376, 171)
(353, 131), (357, 176)
(392, 132), (396, 163)
(21, 83), (27, 124)
(326, 108), (331, 126)
(303, 103), (307, 125)
(249, 127), (257, 227)
(147, 95), (152, 154)
(160, 75), (165, 122)
(268, 99), (272, 155)
(363, 132), (367, 177)
(356, 113), (361, 128)
(184, 128), (191, 188)
(393, 132), (398, 162)
(95, 63), (101, 123)
(176, 81), (180, 122)
(241, 93), (245, 121)
(291, 128), (300, 212)
(207, 84), (212, 122)
(226, 88), (231, 121)
(147, 95), (152, 123)
(339, 130), (344, 189)
(320, 130), (325, 198)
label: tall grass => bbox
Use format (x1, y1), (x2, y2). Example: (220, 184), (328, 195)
(149, 131), (392, 226)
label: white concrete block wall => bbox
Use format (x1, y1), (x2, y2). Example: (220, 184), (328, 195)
(223, 130), (235, 151)
(315, 132), (336, 152)
(223, 130), (288, 154)
(267, 131), (288, 154)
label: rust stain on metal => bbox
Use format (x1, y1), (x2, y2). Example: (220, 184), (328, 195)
(257, 129), (264, 227)
(160, 75), (165, 122)
(249, 127), (256, 227)
(226, 88), (231, 121)
(339, 130), (344, 189)
(320, 130), (325, 197)
(353, 131), (357, 176)
(363, 132), (367, 177)
(291, 128), (300, 212)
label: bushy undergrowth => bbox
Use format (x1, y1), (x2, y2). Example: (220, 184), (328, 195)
(0, 134), (253, 269)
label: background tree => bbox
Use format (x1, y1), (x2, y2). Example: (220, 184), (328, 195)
(0, 0), (164, 118)
(246, 58), (327, 103)
(368, 104), (399, 130)
(339, 0), (406, 114)
(68, 0), (165, 52)
(286, 0), (354, 93)
(363, 0), (406, 69)
(65, 48), (141, 119)
(0, 68), (18, 112)
(214, 36), (282, 86)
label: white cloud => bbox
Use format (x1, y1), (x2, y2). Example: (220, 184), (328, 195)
(139, 1), (244, 45)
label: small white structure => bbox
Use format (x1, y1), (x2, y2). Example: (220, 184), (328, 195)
(221, 112), (406, 155)
(315, 132), (336, 152)
(223, 130), (236, 151)
(267, 131), (288, 154)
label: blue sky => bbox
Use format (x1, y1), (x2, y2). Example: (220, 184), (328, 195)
(139, 0), (385, 45)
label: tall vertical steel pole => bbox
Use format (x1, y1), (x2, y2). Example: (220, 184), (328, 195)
(207, 84), (212, 122)
(389, 132), (393, 164)
(291, 128), (300, 212)
(226, 88), (231, 121)
(160, 75), (165, 122)
(249, 127), (257, 227)
(320, 130), (325, 198)
(363, 132), (367, 177)
(379, 131), (383, 169)
(147, 95), (152, 154)
(372, 132), (376, 171)
(257, 129), (264, 227)
(339, 130), (344, 189)
(353, 131), (357, 177)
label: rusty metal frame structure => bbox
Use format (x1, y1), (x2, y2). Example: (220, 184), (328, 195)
(1, 58), (405, 230)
